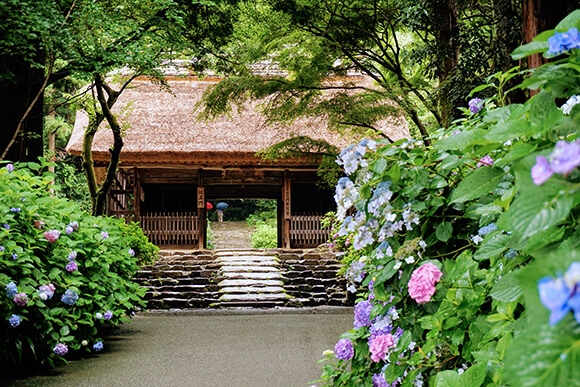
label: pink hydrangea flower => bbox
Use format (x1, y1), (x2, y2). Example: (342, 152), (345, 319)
(408, 263), (443, 304)
(44, 229), (60, 243)
(369, 334), (395, 362)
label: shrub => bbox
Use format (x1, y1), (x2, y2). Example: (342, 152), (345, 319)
(0, 162), (147, 372)
(121, 221), (159, 265)
(251, 223), (277, 248)
(319, 11), (580, 387)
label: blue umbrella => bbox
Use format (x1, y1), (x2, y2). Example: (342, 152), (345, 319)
(216, 202), (229, 210)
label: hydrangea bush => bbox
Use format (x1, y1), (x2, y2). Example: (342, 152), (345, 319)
(318, 11), (580, 387)
(0, 162), (147, 371)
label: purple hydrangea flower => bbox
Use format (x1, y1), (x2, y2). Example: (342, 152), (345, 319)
(354, 300), (373, 329)
(10, 207), (21, 212)
(103, 310), (113, 320)
(61, 289), (79, 305)
(4, 224), (10, 230)
(549, 140), (580, 175)
(53, 343), (68, 356)
(69, 221), (79, 231)
(93, 341), (104, 351)
(38, 284), (55, 300)
(476, 155), (494, 167)
(66, 261), (78, 272)
(128, 248), (135, 256)
(548, 27), (580, 56)
(101, 231), (109, 240)
(468, 98), (483, 114)
(0, 246), (4, 253)
(372, 373), (389, 387)
(67, 251), (77, 262)
(6, 163), (14, 172)
(531, 156), (554, 185)
(13, 293), (29, 306)
(9, 314), (21, 327)
(65, 225), (74, 234)
(6, 282), (18, 298)
(334, 338), (354, 360)
(11, 253), (17, 260)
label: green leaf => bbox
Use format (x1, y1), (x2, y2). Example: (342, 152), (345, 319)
(461, 362), (486, 387)
(371, 158), (387, 174)
(496, 143), (537, 166)
(449, 167), (504, 204)
(485, 119), (534, 142)
(434, 129), (490, 151)
(555, 9), (580, 31)
(490, 272), (523, 302)
(511, 41), (549, 60)
(474, 234), (511, 261)
(436, 221), (453, 242)
(434, 370), (461, 387)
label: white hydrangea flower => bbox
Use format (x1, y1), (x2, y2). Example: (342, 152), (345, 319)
(561, 95), (580, 115)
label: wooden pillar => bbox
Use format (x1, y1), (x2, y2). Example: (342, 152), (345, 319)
(283, 173), (291, 249)
(197, 169), (206, 249)
(133, 167), (141, 224)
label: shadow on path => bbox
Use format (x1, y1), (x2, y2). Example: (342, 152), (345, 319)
(5, 308), (353, 387)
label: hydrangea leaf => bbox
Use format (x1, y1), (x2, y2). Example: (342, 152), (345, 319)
(449, 167), (504, 204)
(460, 362), (486, 387)
(473, 234), (511, 261)
(554, 9), (580, 31)
(485, 118), (534, 142)
(435, 221), (453, 242)
(490, 271), (523, 302)
(511, 40), (550, 60)
(433, 370), (462, 387)
(495, 143), (537, 166)
(434, 129), (490, 151)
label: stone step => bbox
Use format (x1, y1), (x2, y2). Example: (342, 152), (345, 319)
(220, 286), (286, 294)
(219, 293), (290, 302)
(219, 279), (284, 287)
(220, 265), (279, 272)
(219, 300), (286, 308)
(219, 260), (278, 267)
(221, 272), (283, 281)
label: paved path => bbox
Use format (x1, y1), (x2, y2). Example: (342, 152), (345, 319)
(211, 221), (254, 249)
(5, 308), (353, 387)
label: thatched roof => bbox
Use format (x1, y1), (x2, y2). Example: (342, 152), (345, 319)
(65, 76), (409, 167)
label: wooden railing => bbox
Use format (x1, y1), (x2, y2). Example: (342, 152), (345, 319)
(140, 212), (199, 246)
(290, 212), (330, 247)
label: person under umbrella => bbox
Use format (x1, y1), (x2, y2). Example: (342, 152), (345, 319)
(216, 202), (228, 222)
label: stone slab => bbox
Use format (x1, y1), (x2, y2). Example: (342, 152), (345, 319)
(219, 286), (286, 294)
(219, 279), (284, 287)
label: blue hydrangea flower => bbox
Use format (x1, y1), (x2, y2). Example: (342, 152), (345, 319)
(561, 95), (580, 114)
(6, 282), (18, 298)
(61, 289), (79, 306)
(0, 246), (4, 253)
(101, 231), (109, 240)
(3, 224), (10, 230)
(128, 248), (135, 256)
(549, 140), (580, 175)
(103, 310), (113, 320)
(537, 263), (580, 326)
(65, 225), (74, 234)
(548, 27), (580, 56)
(9, 314), (21, 327)
(6, 163), (14, 172)
(11, 253), (17, 260)
(10, 207), (20, 212)
(93, 341), (104, 351)
(478, 223), (498, 236)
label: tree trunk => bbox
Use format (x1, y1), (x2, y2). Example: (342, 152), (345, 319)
(435, 0), (459, 127)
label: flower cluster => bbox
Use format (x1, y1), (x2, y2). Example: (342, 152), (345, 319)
(561, 95), (580, 115)
(408, 263), (443, 304)
(9, 314), (21, 327)
(336, 139), (377, 175)
(334, 338), (354, 361)
(93, 341), (104, 351)
(547, 27), (580, 56)
(354, 300), (373, 328)
(53, 343), (68, 356)
(13, 292), (29, 306)
(531, 140), (580, 185)
(66, 251), (79, 272)
(61, 289), (79, 306)
(6, 282), (18, 298)
(38, 284), (55, 301)
(44, 229), (60, 243)
(468, 98), (483, 114)
(345, 260), (366, 293)
(538, 262), (580, 325)
(470, 222), (498, 245)
(334, 177), (360, 221)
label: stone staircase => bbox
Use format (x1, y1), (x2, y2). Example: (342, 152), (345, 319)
(135, 249), (352, 309)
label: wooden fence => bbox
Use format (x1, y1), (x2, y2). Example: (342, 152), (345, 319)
(290, 212), (330, 247)
(140, 212), (199, 246)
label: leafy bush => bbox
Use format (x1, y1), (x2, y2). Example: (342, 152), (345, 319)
(0, 162), (147, 372)
(318, 11), (580, 387)
(251, 223), (277, 248)
(121, 222), (159, 266)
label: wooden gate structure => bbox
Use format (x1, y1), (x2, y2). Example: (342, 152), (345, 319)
(65, 74), (408, 248)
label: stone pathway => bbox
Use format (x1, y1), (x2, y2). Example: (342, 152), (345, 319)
(210, 221), (253, 249)
(216, 251), (290, 307)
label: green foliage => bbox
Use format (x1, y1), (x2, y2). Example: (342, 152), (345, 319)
(120, 222), (159, 266)
(318, 13), (580, 386)
(53, 154), (91, 213)
(0, 162), (147, 372)
(206, 221), (215, 249)
(251, 223), (277, 249)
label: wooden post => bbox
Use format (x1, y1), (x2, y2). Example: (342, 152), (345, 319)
(197, 169), (206, 249)
(283, 174), (291, 249)
(133, 167), (141, 223)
